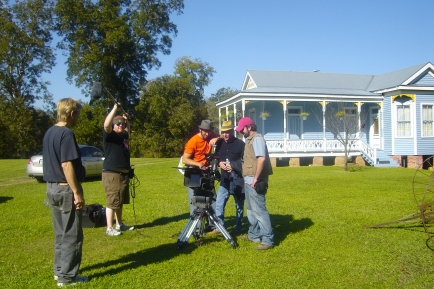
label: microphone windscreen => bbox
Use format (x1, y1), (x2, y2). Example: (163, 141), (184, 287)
(91, 82), (103, 100)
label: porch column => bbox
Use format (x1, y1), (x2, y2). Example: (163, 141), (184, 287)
(322, 100), (327, 152)
(241, 100), (246, 121)
(234, 106), (238, 128)
(357, 102), (362, 136)
(378, 102), (383, 150)
(283, 100), (288, 152)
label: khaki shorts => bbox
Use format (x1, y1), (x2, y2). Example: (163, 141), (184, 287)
(102, 172), (130, 210)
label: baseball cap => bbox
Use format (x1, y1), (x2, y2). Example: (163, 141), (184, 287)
(235, 117), (254, 132)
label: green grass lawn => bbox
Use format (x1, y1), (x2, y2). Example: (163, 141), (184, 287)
(1, 159), (433, 288)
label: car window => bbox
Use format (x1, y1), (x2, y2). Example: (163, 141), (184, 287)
(80, 147), (90, 157)
(88, 147), (104, 157)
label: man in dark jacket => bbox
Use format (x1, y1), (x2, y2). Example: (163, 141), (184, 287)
(209, 120), (245, 235)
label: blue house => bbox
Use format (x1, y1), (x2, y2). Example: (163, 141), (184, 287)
(216, 62), (434, 168)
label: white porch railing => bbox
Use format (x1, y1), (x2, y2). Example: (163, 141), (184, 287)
(357, 140), (377, 165)
(266, 139), (360, 153)
(266, 139), (378, 165)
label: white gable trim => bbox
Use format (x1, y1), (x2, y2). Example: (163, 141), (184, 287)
(375, 85), (434, 94)
(242, 72), (257, 90)
(402, 63), (434, 85)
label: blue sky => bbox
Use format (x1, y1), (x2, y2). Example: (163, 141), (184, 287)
(40, 0), (434, 108)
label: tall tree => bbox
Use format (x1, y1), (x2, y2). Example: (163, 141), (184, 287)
(54, 0), (184, 113)
(0, 95), (54, 158)
(0, 0), (55, 158)
(134, 75), (207, 157)
(133, 57), (214, 157)
(174, 56), (216, 97)
(73, 102), (107, 149)
(0, 0), (55, 106)
(207, 87), (239, 126)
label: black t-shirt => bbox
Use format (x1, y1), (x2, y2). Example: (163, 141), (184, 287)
(42, 125), (84, 182)
(102, 130), (130, 171)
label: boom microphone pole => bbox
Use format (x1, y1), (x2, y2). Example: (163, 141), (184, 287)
(91, 81), (128, 115)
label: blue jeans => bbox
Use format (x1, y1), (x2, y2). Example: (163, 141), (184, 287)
(244, 183), (274, 246)
(215, 185), (244, 232)
(46, 183), (83, 283)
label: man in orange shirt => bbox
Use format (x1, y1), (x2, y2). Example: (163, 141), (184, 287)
(182, 120), (220, 232)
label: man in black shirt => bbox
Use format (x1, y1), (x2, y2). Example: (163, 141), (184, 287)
(102, 103), (134, 236)
(43, 98), (88, 286)
(209, 120), (245, 236)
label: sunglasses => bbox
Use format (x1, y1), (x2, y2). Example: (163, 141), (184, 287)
(114, 122), (125, 126)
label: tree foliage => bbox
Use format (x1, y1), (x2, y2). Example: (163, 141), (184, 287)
(133, 76), (206, 157)
(133, 57), (214, 157)
(0, 95), (54, 158)
(0, 0), (55, 106)
(54, 0), (184, 112)
(73, 102), (107, 150)
(0, 0), (55, 158)
(174, 56), (216, 96)
(206, 87), (239, 126)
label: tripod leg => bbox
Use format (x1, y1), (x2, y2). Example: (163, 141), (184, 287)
(176, 213), (202, 249)
(206, 210), (238, 249)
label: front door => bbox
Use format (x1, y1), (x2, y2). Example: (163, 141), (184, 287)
(287, 107), (302, 139)
(370, 107), (380, 148)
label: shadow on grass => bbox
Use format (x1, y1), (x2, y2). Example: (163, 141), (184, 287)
(0, 196), (13, 204)
(271, 214), (314, 246)
(221, 214), (314, 246)
(82, 242), (187, 279)
(134, 213), (191, 229)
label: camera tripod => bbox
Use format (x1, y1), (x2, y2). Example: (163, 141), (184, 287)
(176, 194), (238, 249)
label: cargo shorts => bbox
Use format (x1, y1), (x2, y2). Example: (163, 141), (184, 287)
(102, 172), (130, 210)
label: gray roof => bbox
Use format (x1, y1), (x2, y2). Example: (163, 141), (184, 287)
(244, 87), (379, 96)
(367, 63), (427, 91)
(244, 62), (431, 96)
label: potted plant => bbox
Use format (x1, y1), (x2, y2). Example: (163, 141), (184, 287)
(228, 109), (234, 118)
(220, 113), (227, 120)
(299, 112), (310, 120)
(335, 111), (345, 120)
(259, 112), (270, 120)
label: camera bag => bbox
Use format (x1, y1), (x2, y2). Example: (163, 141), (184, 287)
(82, 204), (107, 228)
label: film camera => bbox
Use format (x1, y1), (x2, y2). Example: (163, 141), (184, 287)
(176, 153), (237, 249)
(183, 153), (220, 192)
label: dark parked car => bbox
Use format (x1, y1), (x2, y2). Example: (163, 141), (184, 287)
(26, 145), (105, 182)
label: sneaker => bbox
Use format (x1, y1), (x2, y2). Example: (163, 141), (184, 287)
(240, 235), (260, 243)
(106, 227), (122, 236)
(57, 276), (88, 287)
(116, 223), (134, 231)
(256, 244), (273, 250)
(207, 229), (220, 235)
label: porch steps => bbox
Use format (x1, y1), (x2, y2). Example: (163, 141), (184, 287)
(362, 149), (400, 167)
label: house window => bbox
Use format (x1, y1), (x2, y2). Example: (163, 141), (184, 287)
(396, 105), (411, 137)
(287, 108), (301, 115)
(345, 107), (357, 117)
(372, 117), (379, 135)
(422, 104), (434, 137)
